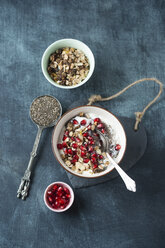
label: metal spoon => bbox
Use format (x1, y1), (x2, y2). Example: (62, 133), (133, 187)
(17, 95), (62, 200)
(97, 130), (136, 192)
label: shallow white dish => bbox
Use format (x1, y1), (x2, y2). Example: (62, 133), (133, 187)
(41, 38), (95, 89)
(52, 105), (127, 178)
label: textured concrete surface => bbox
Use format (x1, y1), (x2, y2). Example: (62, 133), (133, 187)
(0, 0), (165, 247)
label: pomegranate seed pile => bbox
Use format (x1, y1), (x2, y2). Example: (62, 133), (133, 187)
(57, 112), (121, 174)
(46, 183), (71, 210)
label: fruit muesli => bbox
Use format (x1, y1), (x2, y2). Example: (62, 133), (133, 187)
(57, 113), (121, 174)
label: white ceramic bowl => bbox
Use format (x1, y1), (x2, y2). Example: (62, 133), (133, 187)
(41, 39), (95, 89)
(44, 181), (74, 212)
(52, 105), (127, 178)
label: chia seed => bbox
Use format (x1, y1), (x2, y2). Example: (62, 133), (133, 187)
(30, 95), (61, 126)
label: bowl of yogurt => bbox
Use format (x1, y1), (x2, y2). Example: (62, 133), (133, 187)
(52, 105), (127, 178)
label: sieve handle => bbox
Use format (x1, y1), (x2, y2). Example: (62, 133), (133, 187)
(17, 126), (43, 200)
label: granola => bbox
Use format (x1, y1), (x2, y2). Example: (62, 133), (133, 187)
(47, 47), (89, 86)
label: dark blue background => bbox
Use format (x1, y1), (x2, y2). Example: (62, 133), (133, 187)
(0, 0), (165, 247)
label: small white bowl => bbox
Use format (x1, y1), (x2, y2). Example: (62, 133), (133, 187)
(44, 182), (74, 212)
(41, 38), (95, 89)
(52, 105), (127, 178)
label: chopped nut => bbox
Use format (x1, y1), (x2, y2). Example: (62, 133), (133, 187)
(69, 131), (73, 137)
(91, 124), (95, 131)
(66, 160), (71, 166)
(61, 154), (65, 159)
(96, 149), (101, 154)
(79, 112), (84, 117)
(75, 162), (86, 173)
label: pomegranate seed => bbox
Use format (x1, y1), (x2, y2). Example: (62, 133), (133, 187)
(91, 153), (97, 158)
(62, 142), (67, 148)
(101, 128), (105, 134)
(63, 148), (68, 154)
(83, 132), (88, 137)
(48, 196), (53, 203)
(88, 146), (93, 152)
(84, 142), (88, 148)
(87, 125), (91, 130)
(68, 149), (73, 155)
(71, 159), (77, 164)
(71, 137), (75, 141)
(89, 140), (95, 145)
(66, 194), (71, 198)
(52, 185), (58, 191)
(72, 150), (77, 155)
(63, 135), (67, 141)
(81, 151), (86, 157)
(115, 144), (121, 151)
(83, 158), (90, 163)
(88, 136), (93, 141)
(47, 190), (52, 195)
(54, 201), (60, 208)
(91, 157), (97, 163)
(65, 130), (69, 136)
(76, 137), (81, 143)
(73, 119), (78, 125)
(94, 118), (101, 123)
(57, 186), (63, 192)
(52, 203), (55, 208)
(80, 145), (86, 151)
(63, 187), (70, 194)
(57, 144), (63, 149)
(97, 123), (104, 129)
(72, 143), (78, 148)
(59, 199), (65, 205)
(80, 119), (86, 126)
(73, 154), (79, 160)
(93, 164), (98, 169)
(99, 155), (103, 160)
(56, 191), (63, 197)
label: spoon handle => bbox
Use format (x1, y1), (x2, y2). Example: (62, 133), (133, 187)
(106, 153), (136, 192)
(17, 126), (43, 200)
